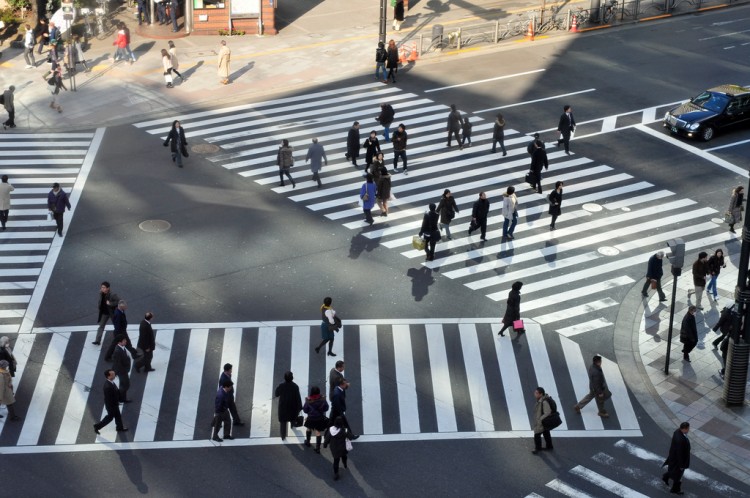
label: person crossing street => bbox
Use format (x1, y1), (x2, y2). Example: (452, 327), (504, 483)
(573, 355), (610, 418)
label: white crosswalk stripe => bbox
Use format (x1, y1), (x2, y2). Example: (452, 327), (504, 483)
(133, 86), (726, 339)
(0, 320), (641, 452)
(0, 131), (101, 334)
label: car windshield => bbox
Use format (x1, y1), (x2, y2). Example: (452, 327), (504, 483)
(690, 91), (730, 113)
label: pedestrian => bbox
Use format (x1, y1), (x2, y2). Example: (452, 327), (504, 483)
(531, 387), (553, 454)
(36, 18), (48, 55)
(325, 416), (353, 481)
(121, 23), (137, 64)
(526, 132), (543, 155)
(111, 335), (132, 403)
(0, 337), (17, 377)
(23, 24), (36, 68)
(641, 251), (667, 301)
(662, 422), (691, 495)
(217, 40), (231, 85)
(706, 249), (726, 302)
(419, 203), (441, 261)
(305, 138), (327, 188)
(688, 252), (709, 310)
(498, 281), (522, 336)
(169, 0), (179, 32)
(375, 41), (387, 82)
(275, 371), (302, 441)
(573, 354), (610, 418)
(363, 130), (381, 174)
(501, 186), (518, 240)
(1, 85), (14, 131)
(136, 0), (150, 25)
(47, 22), (60, 61)
(360, 174), (377, 225)
(161, 48), (174, 88)
(392, 123), (408, 174)
(276, 139), (296, 188)
(329, 360), (345, 400)
(303, 386), (329, 453)
(71, 35), (90, 73)
(135, 312), (155, 373)
(446, 104), (463, 149)
(727, 185), (743, 233)
(212, 380), (235, 442)
(47, 65), (67, 113)
(155, 0), (168, 25)
(492, 113), (507, 155)
(0, 175), (13, 230)
(393, 0), (405, 30)
(461, 116), (473, 147)
(92, 281), (119, 345)
(315, 297), (340, 357)
(711, 304), (734, 350)
(375, 164), (392, 217)
(105, 300), (139, 360)
(376, 102), (395, 142)
(47, 182), (71, 237)
(329, 378), (359, 439)
(0, 360), (21, 421)
(167, 41), (185, 81)
(93, 369), (125, 433)
(467, 191), (490, 241)
(530, 140), (549, 194)
(718, 333), (730, 379)
(218, 363), (245, 426)
(163, 120), (188, 168)
(345, 121), (361, 167)
(371, 152), (385, 184)
(548, 181), (563, 230)
(386, 39), (399, 84)
(112, 24), (128, 62)
(556, 104), (576, 155)
(680, 306), (698, 362)
(437, 189), (458, 240)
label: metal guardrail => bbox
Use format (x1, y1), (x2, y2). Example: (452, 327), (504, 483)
(418, 0), (744, 54)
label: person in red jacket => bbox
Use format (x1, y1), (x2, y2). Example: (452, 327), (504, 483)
(112, 26), (127, 62)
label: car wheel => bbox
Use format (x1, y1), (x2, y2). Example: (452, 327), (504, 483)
(701, 126), (715, 142)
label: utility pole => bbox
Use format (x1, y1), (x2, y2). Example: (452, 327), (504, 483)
(378, 0), (387, 44)
(664, 238), (685, 374)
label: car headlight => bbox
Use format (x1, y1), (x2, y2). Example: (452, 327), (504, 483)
(687, 123), (700, 131)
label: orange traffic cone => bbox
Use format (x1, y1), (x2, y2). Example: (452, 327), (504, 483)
(399, 45), (408, 64)
(408, 41), (418, 62)
(525, 20), (534, 41)
(570, 14), (579, 33)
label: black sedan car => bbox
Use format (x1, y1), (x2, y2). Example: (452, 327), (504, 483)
(663, 85), (750, 141)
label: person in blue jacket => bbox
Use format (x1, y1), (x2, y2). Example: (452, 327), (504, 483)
(360, 174), (377, 225)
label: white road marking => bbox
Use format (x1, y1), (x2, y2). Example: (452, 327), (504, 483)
(699, 29), (750, 41)
(425, 69), (546, 93)
(494, 323), (529, 431)
(601, 357), (639, 431)
(56, 331), (99, 445)
(560, 336), (603, 430)
(526, 324), (567, 430)
(569, 465), (649, 498)
(458, 324), (495, 432)
(524, 278), (635, 313)
(249, 327), (276, 438)
(392, 324), (420, 434)
(705, 138), (750, 151)
(134, 329), (175, 442)
(360, 325), (384, 435)
(476, 89), (596, 113)
(536, 299), (620, 325)
(173, 329), (209, 440)
(556, 318), (614, 338)
(425, 324), (458, 432)
(546, 479), (596, 498)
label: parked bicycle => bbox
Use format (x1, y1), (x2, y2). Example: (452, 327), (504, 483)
(602, 0), (619, 23)
(574, 7), (591, 25)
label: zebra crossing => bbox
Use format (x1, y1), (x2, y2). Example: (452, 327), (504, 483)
(0, 130), (104, 335)
(132, 85), (731, 339)
(527, 439), (745, 498)
(0, 319), (640, 453)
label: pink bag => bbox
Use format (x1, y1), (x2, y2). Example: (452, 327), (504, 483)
(513, 320), (525, 332)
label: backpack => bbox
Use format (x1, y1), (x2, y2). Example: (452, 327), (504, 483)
(376, 47), (386, 63)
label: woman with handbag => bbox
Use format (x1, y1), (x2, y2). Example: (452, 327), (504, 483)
(728, 185), (744, 233)
(315, 297), (340, 357)
(325, 416), (353, 481)
(360, 174), (377, 225)
(531, 387), (554, 454)
(277, 139), (296, 188)
(498, 281), (523, 336)
(437, 189), (458, 240)
(163, 120), (188, 168)
(706, 249), (726, 302)
(303, 386), (329, 453)
(419, 203), (441, 261)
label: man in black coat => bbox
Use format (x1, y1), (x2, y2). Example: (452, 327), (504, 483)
(662, 422), (691, 495)
(680, 306), (699, 362)
(135, 312), (155, 373)
(376, 103), (395, 142)
(94, 369), (127, 434)
(529, 140), (549, 194)
(274, 371), (302, 440)
(446, 104), (463, 149)
(556, 104), (576, 155)
(105, 300), (138, 361)
(329, 360), (345, 400)
(219, 363), (244, 426)
(212, 380), (235, 442)
(467, 192), (490, 241)
(641, 251), (667, 301)
(93, 281), (118, 346)
(392, 124), (408, 174)
(345, 121), (361, 167)
(111, 336), (132, 403)
(329, 378), (360, 439)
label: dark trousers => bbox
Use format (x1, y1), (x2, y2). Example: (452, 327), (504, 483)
(363, 208), (373, 223)
(447, 129), (461, 147)
(393, 150), (407, 170)
(425, 237), (437, 259)
(312, 171), (322, 187)
(279, 170), (295, 186)
(712, 331), (727, 348)
(469, 218), (487, 239)
(213, 410), (231, 437)
(462, 134), (471, 146)
(387, 66), (397, 82)
(663, 467), (684, 493)
(118, 373), (130, 401)
(641, 277), (666, 300)
(550, 214), (559, 228)
(4, 110), (14, 127)
(534, 430), (553, 450)
(682, 340), (697, 355)
(333, 455), (348, 474)
(168, 67), (183, 79)
(280, 419), (289, 439)
(53, 212), (64, 235)
(228, 394), (242, 423)
(532, 171), (543, 193)
(135, 350), (153, 370)
(137, 2), (150, 23)
(95, 406), (124, 431)
(24, 47), (36, 66)
(492, 138), (506, 153)
(558, 132), (571, 153)
(316, 338), (335, 353)
(95, 313), (111, 343)
(0, 209), (8, 228)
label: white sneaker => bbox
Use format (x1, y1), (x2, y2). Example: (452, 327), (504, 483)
(25, 65), (33, 69)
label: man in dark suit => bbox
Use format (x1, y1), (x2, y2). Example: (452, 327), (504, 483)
(218, 363), (244, 426)
(212, 380), (235, 442)
(135, 312), (155, 373)
(530, 140), (549, 194)
(329, 378), (359, 440)
(662, 422), (691, 495)
(112, 335), (132, 403)
(345, 121), (361, 167)
(556, 104), (576, 155)
(94, 369), (127, 434)
(329, 360), (345, 400)
(105, 300), (138, 360)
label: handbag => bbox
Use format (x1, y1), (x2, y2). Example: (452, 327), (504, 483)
(345, 439), (353, 451)
(542, 411), (562, 430)
(292, 415), (304, 427)
(650, 279), (657, 290)
(513, 319), (525, 332)
(327, 314), (342, 333)
(524, 171), (533, 185)
(724, 211), (735, 224)
(412, 235), (426, 250)
(602, 387), (612, 400)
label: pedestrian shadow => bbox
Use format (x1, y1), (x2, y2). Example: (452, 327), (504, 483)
(179, 60), (204, 82)
(115, 447), (148, 493)
(543, 239), (557, 263)
(407, 266), (434, 301)
(348, 233), (379, 259)
(133, 41), (156, 54)
(229, 62), (255, 83)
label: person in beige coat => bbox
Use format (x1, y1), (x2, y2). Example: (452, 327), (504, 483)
(218, 40), (231, 85)
(532, 387), (553, 454)
(0, 175), (14, 230)
(161, 49), (174, 89)
(0, 360), (21, 421)
(167, 40), (185, 81)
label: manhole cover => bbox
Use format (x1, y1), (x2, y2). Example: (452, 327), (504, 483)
(582, 203), (603, 213)
(598, 246), (620, 256)
(139, 220), (171, 233)
(711, 217), (726, 224)
(192, 144), (220, 153)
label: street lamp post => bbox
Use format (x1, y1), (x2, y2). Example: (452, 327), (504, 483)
(378, 0), (387, 44)
(664, 238), (685, 374)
